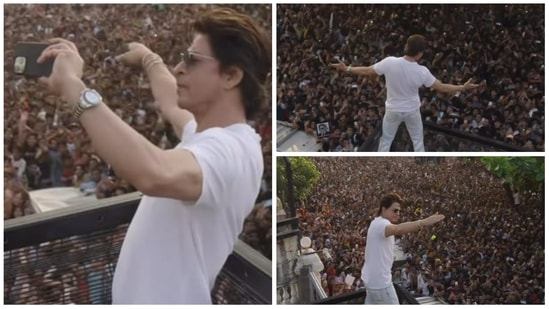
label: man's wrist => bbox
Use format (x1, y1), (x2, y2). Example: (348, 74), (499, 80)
(62, 77), (87, 105)
(143, 53), (164, 74)
(141, 52), (158, 67)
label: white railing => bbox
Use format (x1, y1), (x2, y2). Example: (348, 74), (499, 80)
(308, 270), (328, 302)
(277, 280), (299, 304)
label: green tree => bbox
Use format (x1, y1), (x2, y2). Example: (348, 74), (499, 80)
(480, 157), (544, 193)
(277, 157), (321, 209)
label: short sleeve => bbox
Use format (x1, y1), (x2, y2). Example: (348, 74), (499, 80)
(373, 57), (393, 76)
(181, 120), (197, 141)
(180, 129), (237, 208)
(375, 218), (391, 239)
(422, 67), (436, 88)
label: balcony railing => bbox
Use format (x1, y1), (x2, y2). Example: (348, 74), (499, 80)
(308, 269), (328, 302)
(359, 121), (528, 152)
(313, 284), (419, 305)
(4, 192), (271, 304)
(277, 279), (299, 304)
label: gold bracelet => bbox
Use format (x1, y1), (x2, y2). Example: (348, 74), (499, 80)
(145, 59), (164, 73)
(142, 53), (164, 71)
(143, 55), (162, 67)
(142, 53), (165, 73)
(141, 53), (160, 68)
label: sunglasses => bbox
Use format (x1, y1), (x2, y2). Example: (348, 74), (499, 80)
(180, 51), (217, 67)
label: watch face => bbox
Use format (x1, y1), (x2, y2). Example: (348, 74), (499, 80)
(83, 90), (102, 106)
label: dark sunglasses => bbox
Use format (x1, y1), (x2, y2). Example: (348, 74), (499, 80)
(180, 51), (216, 67)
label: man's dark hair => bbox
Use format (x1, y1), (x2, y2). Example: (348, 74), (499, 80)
(377, 192), (403, 215)
(192, 8), (271, 119)
(404, 34), (427, 57)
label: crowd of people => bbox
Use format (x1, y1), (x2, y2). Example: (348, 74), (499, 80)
(5, 3), (271, 216)
(277, 4), (544, 151)
(296, 157), (544, 304)
(4, 4), (272, 304)
(3, 2), (272, 233)
(6, 225), (128, 304)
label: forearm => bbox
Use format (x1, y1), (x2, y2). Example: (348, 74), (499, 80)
(435, 82), (465, 93)
(146, 61), (193, 139)
(146, 61), (177, 108)
(395, 219), (423, 235)
(346, 65), (376, 76)
(67, 79), (163, 190)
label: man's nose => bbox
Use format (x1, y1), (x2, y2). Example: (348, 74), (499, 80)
(173, 61), (186, 75)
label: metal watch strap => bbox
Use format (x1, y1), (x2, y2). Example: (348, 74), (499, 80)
(72, 88), (102, 119)
(72, 104), (85, 119)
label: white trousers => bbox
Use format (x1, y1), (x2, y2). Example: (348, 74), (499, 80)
(365, 284), (399, 304)
(378, 110), (425, 152)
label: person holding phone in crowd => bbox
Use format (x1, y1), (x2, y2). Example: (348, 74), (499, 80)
(35, 7), (271, 304)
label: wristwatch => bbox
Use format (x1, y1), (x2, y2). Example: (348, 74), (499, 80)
(73, 89), (103, 119)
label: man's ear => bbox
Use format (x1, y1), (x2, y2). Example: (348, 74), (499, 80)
(223, 66), (244, 90)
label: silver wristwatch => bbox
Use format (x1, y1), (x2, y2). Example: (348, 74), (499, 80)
(73, 89), (103, 119)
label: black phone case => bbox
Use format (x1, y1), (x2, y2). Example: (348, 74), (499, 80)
(13, 42), (54, 77)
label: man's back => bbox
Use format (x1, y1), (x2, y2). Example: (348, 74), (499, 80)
(374, 56), (436, 113)
(112, 121), (263, 304)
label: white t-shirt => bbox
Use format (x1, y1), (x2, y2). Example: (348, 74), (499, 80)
(112, 120), (263, 304)
(295, 248), (324, 274)
(361, 216), (394, 289)
(11, 157), (26, 178)
(374, 56), (436, 113)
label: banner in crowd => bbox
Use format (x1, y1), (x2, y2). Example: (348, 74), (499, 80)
(316, 122), (330, 137)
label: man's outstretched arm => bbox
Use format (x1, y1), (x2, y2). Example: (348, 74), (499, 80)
(385, 213), (445, 237)
(330, 60), (377, 76)
(431, 78), (479, 93)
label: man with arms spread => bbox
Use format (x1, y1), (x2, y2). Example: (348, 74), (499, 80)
(331, 34), (479, 152)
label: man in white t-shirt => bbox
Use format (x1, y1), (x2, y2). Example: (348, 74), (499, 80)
(361, 193), (444, 304)
(36, 8), (271, 304)
(331, 34), (479, 152)
(10, 148), (26, 180)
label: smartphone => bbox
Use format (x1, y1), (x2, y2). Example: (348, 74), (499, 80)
(14, 42), (54, 77)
